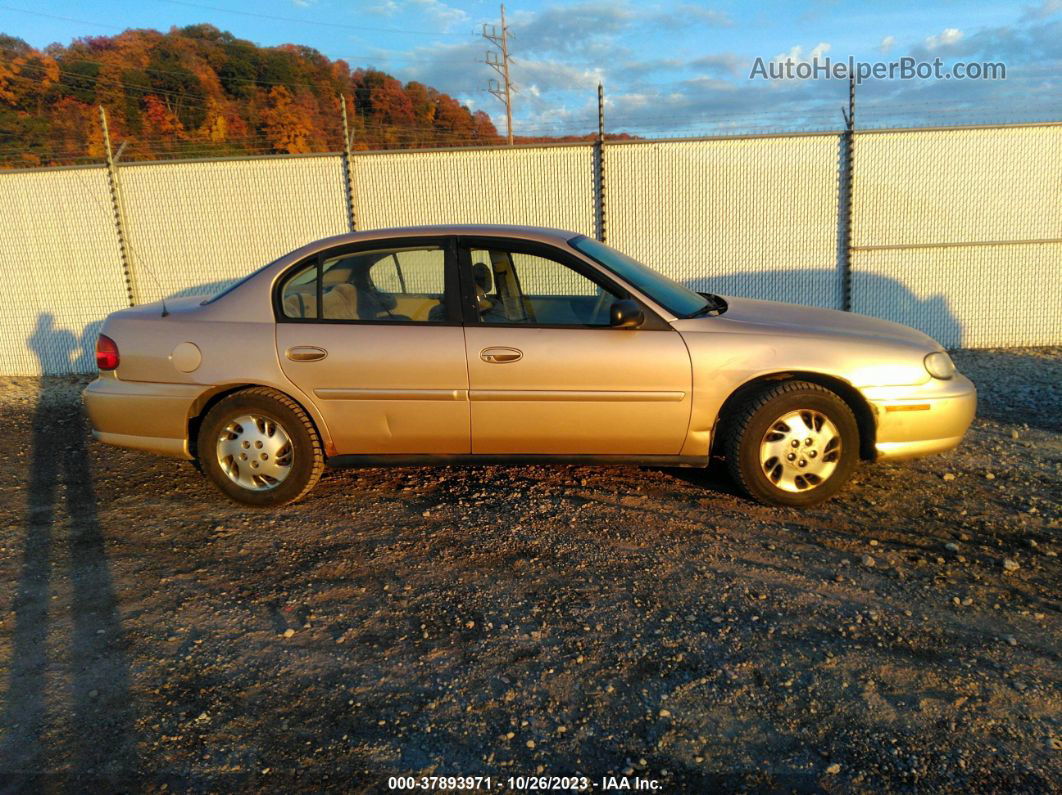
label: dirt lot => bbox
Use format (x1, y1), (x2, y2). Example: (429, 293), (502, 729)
(0, 348), (1058, 792)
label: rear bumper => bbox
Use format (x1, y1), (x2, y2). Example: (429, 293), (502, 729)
(83, 376), (202, 460)
(862, 374), (977, 461)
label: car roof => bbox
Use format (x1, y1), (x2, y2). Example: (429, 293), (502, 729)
(310, 224), (583, 247)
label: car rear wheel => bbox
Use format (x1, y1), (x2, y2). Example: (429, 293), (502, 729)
(198, 387), (323, 507)
(722, 381), (858, 507)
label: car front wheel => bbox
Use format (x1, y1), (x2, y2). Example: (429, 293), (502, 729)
(198, 387), (324, 507)
(723, 381), (859, 507)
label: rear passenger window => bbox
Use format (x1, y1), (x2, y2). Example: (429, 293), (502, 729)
(279, 246), (450, 323)
(280, 262), (318, 319)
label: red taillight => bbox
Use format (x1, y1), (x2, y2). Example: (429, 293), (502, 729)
(96, 334), (119, 371)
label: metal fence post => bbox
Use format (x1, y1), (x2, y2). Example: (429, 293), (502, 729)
(839, 75), (856, 312)
(339, 94), (358, 232)
(593, 83), (606, 242)
(99, 106), (138, 306)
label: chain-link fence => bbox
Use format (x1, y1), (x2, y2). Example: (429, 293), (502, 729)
(1, 121), (1059, 374)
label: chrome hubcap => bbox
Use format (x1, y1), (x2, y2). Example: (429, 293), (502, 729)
(216, 414), (293, 491)
(759, 409), (841, 492)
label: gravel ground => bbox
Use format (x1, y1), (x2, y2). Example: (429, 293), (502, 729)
(0, 347), (1058, 792)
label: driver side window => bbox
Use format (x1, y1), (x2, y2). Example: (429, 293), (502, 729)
(469, 247), (622, 326)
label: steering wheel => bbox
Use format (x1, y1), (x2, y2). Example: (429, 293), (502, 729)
(590, 287), (613, 325)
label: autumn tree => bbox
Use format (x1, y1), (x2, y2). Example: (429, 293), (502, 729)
(142, 95), (181, 136)
(0, 24), (538, 167)
(261, 85), (311, 153)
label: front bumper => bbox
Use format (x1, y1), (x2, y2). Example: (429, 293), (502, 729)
(861, 373), (977, 461)
(83, 375), (203, 459)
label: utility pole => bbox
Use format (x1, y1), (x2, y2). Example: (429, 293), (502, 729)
(483, 4), (514, 145)
(99, 105), (138, 306)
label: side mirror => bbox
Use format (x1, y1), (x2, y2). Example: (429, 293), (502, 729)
(609, 299), (644, 329)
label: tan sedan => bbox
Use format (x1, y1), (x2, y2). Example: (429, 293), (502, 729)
(83, 226), (976, 507)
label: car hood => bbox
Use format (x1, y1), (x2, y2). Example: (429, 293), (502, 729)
(689, 295), (939, 349)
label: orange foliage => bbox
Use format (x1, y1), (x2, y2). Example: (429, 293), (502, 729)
(0, 23), (634, 167)
(261, 85), (312, 154)
(143, 95), (185, 138)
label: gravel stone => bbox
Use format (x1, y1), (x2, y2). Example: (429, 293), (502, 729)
(0, 347), (1058, 791)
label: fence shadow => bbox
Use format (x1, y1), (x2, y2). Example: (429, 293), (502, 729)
(0, 313), (138, 788)
(684, 269), (963, 349)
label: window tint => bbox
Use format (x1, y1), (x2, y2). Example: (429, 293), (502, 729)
(279, 246), (449, 322)
(468, 247), (622, 326)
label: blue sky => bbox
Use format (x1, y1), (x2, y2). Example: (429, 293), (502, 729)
(2, 0), (1060, 136)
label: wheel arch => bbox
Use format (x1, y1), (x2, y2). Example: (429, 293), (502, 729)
(713, 371), (877, 460)
(187, 383), (331, 462)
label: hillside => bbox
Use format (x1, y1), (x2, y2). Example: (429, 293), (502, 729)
(0, 24), (502, 167)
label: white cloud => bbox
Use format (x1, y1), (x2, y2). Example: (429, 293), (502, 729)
(1022, 0), (1062, 20)
(690, 52), (747, 77)
(412, 0), (469, 29)
(368, 0), (1062, 137)
(771, 42), (832, 69)
(652, 4), (734, 28)
(366, 0), (400, 13)
(365, 0), (468, 29)
(510, 2), (635, 55)
(923, 27), (964, 51)
(514, 59), (604, 93)
(611, 57), (684, 80)
(397, 41), (486, 94)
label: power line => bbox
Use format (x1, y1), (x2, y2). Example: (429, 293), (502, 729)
(152, 0), (446, 36)
(0, 4), (123, 30)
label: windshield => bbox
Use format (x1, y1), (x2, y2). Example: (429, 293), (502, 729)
(569, 236), (710, 317)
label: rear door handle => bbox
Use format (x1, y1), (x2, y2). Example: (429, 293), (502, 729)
(286, 346), (328, 362)
(480, 346), (523, 364)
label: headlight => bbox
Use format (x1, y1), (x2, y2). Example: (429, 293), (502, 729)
(924, 352), (956, 380)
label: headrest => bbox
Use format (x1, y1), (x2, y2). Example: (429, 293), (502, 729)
(472, 262), (493, 292)
(322, 264), (353, 286)
(373, 290), (398, 310)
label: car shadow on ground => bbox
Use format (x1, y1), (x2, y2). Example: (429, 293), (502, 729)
(0, 314), (138, 786)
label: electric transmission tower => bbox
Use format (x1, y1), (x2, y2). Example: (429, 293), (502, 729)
(482, 4), (514, 145)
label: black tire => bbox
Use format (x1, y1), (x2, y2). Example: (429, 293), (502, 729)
(722, 381), (859, 507)
(197, 387), (324, 507)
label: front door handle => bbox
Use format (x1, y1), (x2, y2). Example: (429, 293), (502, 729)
(286, 346), (328, 362)
(480, 346), (523, 364)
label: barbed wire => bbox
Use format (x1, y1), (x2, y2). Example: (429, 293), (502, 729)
(3, 75), (1060, 169)
(6, 116), (1060, 171)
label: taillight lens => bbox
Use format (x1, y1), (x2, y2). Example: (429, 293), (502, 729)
(96, 334), (119, 371)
